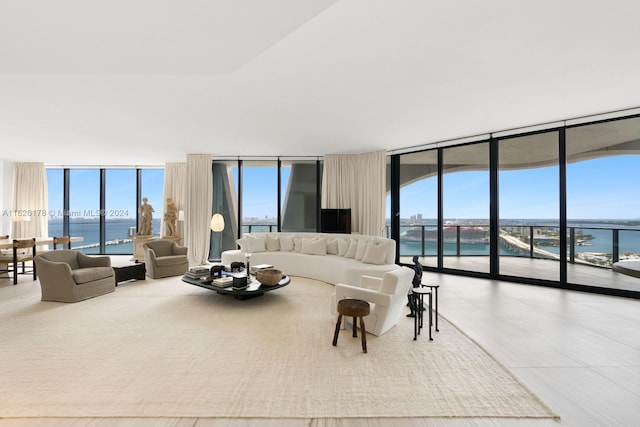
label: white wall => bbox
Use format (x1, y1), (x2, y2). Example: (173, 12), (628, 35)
(0, 160), (14, 236)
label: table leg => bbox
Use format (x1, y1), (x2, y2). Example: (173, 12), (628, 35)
(359, 317), (367, 353)
(332, 314), (343, 346)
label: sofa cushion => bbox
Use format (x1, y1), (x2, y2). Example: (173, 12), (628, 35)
(293, 238), (303, 253)
(355, 239), (368, 261)
(266, 235), (280, 251)
(73, 267), (114, 285)
(280, 235), (294, 251)
(155, 255), (189, 267)
(302, 237), (327, 255)
(237, 235), (266, 253)
(326, 238), (338, 255)
(362, 241), (389, 265)
(337, 238), (349, 256)
(344, 239), (358, 258)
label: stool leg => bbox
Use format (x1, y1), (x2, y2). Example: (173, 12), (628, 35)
(332, 314), (343, 346)
(352, 316), (358, 337)
(428, 292), (433, 341)
(359, 316), (367, 353)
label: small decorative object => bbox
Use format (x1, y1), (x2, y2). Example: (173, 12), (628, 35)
(255, 268), (283, 286)
(245, 253), (252, 278)
(230, 261), (245, 272)
(231, 272), (248, 289)
(210, 265), (225, 278)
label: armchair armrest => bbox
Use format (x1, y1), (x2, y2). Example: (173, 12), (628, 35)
(77, 252), (111, 268)
(335, 283), (392, 307)
(35, 257), (74, 279)
(360, 275), (382, 290)
(172, 244), (188, 256)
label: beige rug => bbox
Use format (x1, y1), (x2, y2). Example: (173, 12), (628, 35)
(0, 276), (557, 419)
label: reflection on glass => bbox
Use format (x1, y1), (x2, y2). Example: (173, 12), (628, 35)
(280, 160), (318, 232)
(211, 160), (239, 260)
(498, 131), (559, 281)
(442, 143), (489, 273)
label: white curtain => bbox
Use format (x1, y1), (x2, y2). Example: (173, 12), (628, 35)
(184, 154), (213, 265)
(162, 162), (186, 239)
(322, 150), (386, 236)
(12, 163), (48, 238)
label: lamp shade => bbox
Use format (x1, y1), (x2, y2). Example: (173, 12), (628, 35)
(210, 213), (225, 232)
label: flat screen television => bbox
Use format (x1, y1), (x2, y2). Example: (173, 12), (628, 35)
(320, 208), (351, 234)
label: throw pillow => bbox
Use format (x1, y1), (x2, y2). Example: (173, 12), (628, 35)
(248, 235), (266, 253)
(344, 239), (358, 259)
(265, 235), (280, 251)
(355, 239), (368, 261)
(326, 238), (338, 255)
(280, 235), (294, 251)
(302, 237), (327, 255)
(362, 241), (389, 265)
(337, 238), (349, 256)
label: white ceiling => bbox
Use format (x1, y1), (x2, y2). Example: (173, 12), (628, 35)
(1, 0), (640, 166)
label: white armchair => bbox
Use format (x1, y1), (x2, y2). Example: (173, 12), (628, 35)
(330, 266), (414, 337)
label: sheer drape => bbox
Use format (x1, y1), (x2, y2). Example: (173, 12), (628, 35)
(322, 150), (386, 236)
(12, 163), (48, 238)
(162, 162), (186, 239)
(184, 155), (213, 265)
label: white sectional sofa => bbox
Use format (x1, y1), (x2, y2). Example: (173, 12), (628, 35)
(221, 232), (399, 286)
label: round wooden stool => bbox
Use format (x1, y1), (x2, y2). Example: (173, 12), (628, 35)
(332, 298), (370, 353)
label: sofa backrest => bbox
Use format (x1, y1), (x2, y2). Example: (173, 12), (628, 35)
(143, 239), (175, 257)
(240, 232), (396, 265)
(36, 249), (80, 270)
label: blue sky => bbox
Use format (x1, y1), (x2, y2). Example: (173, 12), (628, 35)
(46, 155), (639, 222)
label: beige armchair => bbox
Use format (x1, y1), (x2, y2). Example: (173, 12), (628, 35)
(34, 250), (115, 302)
(330, 266), (414, 336)
(143, 240), (189, 279)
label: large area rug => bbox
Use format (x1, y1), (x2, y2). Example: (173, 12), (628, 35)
(0, 275), (557, 420)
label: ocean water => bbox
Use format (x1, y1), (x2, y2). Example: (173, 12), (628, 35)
(48, 219), (161, 255)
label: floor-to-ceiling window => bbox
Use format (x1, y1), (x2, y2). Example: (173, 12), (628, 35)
(241, 160), (278, 233)
(104, 169), (137, 255)
(498, 131), (560, 281)
(399, 150), (439, 268)
(441, 142), (490, 273)
(46, 169), (64, 249)
(46, 167), (163, 255)
(139, 169), (164, 239)
(68, 169), (101, 254)
(566, 116), (640, 291)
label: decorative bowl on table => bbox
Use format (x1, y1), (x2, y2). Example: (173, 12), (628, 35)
(255, 268), (283, 286)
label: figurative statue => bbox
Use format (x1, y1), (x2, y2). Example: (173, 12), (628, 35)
(407, 255), (424, 317)
(137, 197), (154, 236)
(164, 198), (179, 237)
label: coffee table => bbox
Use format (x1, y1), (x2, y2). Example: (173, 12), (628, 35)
(182, 273), (290, 300)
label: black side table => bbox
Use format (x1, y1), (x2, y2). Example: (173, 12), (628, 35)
(113, 263), (146, 286)
(411, 287), (432, 341)
(421, 283), (439, 332)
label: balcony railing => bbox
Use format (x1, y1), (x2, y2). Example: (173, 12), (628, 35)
(242, 223), (639, 269)
(395, 224), (640, 269)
